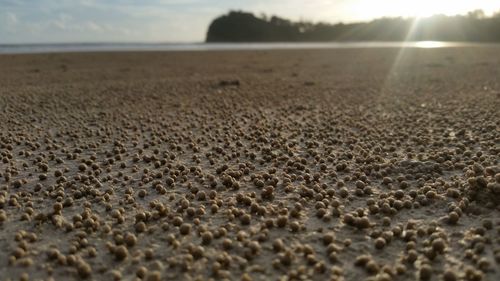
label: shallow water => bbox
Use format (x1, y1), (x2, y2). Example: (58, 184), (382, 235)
(0, 41), (494, 54)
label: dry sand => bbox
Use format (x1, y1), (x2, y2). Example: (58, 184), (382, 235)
(0, 48), (499, 281)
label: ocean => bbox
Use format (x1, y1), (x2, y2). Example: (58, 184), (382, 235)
(0, 41), (489, 54)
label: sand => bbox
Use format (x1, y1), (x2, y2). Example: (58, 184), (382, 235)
(0, 48), (499, 281)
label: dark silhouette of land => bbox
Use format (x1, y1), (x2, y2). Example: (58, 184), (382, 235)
(206, 10), (500, 42)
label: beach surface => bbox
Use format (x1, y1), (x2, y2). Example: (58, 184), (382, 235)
(0, 48), (499, 281)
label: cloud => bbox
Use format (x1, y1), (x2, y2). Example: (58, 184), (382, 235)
(0, 12), (18, 33)
(0, 0), (139, 43)
(6, 12), (18, 25)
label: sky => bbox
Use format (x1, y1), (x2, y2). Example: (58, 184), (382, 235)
(1, 0), (500, 44)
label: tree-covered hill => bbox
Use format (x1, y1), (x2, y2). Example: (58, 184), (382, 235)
(206, 10), (500, 42)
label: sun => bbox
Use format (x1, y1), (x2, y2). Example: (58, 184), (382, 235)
(357, 0), (500, 20)
(407, 0), (454, 17)
(405, 0), (473, 18)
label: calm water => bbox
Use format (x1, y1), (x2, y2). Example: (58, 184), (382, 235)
(0, 41), (491, 54)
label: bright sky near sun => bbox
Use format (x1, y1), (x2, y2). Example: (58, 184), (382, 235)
(1, 0), (499, 43)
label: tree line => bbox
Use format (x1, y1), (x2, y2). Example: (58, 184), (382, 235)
(206, 10), (500, 42)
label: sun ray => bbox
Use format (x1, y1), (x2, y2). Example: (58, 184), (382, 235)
(377, 17), (422, 102)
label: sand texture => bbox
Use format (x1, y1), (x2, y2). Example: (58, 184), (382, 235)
(0, 48), (499, 281)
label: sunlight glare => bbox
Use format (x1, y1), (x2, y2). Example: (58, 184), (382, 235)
(414, 41), (448, 48)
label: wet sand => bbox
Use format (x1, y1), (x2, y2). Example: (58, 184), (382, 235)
(0, 48), (499, 281)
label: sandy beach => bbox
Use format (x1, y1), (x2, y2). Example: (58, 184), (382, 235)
(0, 48), (499, 281)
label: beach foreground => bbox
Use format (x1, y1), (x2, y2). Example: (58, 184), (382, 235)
(0, 48), (499, 281)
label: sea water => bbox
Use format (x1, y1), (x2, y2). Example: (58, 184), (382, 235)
(0, 41), (490, 54)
